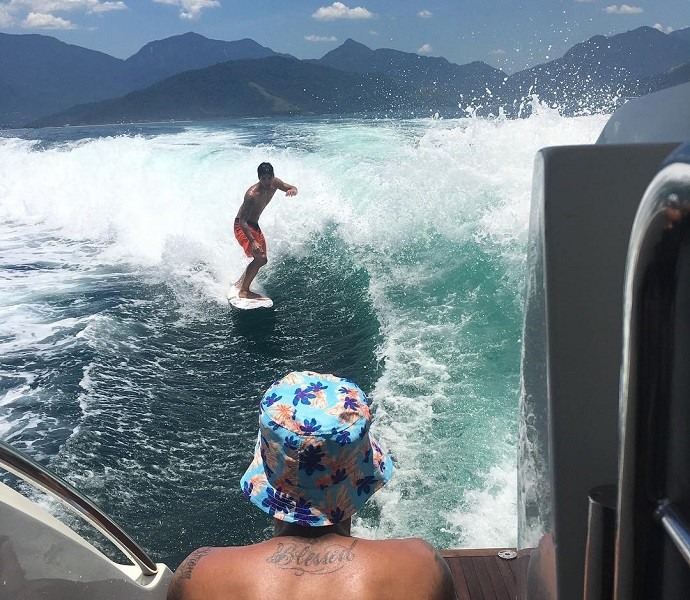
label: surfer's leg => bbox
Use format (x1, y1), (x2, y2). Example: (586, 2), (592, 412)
(238, 256), (267, 298)
(234, 223), (267, 297)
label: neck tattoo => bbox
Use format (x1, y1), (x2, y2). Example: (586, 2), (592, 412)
(266, 539), (357, 576)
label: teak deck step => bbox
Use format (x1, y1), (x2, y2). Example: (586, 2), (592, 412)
(442, 548), (530, 600)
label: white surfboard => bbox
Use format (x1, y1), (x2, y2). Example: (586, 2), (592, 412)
(227, 287), (273, 310)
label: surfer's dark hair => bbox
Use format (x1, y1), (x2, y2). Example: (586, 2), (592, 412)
(257, 162), (274, 177)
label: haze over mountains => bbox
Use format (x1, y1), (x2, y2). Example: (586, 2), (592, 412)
(2, 25), (690, 128)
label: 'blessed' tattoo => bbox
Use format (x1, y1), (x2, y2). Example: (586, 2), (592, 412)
(266, 539), (357, 575)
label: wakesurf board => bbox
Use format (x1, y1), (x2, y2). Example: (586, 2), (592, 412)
(227, 287), (273, 310)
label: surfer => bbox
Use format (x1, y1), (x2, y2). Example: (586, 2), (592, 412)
(167, 371), (456, 600)
(233, 162), (298, 299)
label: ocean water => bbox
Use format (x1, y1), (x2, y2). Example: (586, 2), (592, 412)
(0, 108), (608, 568)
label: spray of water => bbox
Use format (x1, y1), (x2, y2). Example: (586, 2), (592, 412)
(1, 109), (608, 548)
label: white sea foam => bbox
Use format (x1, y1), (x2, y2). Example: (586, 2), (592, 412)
(442, 458), (518, 547)
(0, 380), (36, 409)
(0, 306), (88, 354)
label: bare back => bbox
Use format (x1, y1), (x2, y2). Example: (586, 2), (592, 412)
(167, 535), (456, 600)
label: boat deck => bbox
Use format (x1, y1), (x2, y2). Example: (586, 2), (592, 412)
(442, 548), (529, 600)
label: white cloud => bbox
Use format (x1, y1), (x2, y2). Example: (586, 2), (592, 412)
(305, 34), (337, 42)
(12, 0), (105, 11)
(603, 4), (643, 14)
(90, 1), (127, 13)
(22, 11), (75, 28)
(312, 2), (374, 21)
(0, 0), (127, 28)
(417, 43), (432, 54)
(369, 29), (379, 36)
(653, 22), (674, 33)
(491, 49), (506, 55)
(574, 0), (597, 3)
(418, 9), (432, 18)
(153, 0), (220, 20)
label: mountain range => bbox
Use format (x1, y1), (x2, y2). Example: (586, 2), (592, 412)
(2, 26), (690, 128)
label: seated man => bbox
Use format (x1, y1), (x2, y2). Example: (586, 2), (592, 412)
(167, 371), (457, 600)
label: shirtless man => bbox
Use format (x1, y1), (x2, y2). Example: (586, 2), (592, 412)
(234, 162), (298, 299)
(167, 371), (457, 600)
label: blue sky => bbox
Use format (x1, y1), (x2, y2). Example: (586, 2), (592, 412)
(1, 0), (689, 73)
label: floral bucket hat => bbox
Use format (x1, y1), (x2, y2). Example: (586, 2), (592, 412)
(240, 371), (393, 526)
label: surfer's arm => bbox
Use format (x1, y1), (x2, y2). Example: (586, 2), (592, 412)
(274, 177), (298, 197)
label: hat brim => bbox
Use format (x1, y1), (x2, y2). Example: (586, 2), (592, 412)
(240, 430), (393, 526)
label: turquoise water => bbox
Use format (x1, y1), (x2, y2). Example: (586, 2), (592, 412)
(0, 110), (607, 567)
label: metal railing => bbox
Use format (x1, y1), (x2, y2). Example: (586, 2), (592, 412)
(656, 501), (690, 568)
(0, 439), (158, 576)
(615, 149), (690, 599)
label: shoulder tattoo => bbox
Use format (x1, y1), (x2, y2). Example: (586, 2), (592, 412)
(180, 547), (212, 580)
(167, 547), (212, 600)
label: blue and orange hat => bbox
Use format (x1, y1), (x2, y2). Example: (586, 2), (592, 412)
(240, 371), (393, 526)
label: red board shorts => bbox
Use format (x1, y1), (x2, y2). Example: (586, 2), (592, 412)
(234, 218), (266, 258)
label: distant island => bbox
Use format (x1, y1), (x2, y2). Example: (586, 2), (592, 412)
(2, 26), (690, 128)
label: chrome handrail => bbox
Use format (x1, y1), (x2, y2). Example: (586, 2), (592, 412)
(615, 152), (690, 599)
(656, 501), (690, 568)
(0, 439), (158, 576)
